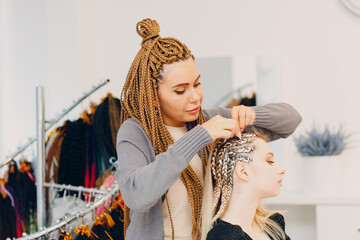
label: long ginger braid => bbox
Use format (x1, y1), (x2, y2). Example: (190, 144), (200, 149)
(120, 18), (211, 240)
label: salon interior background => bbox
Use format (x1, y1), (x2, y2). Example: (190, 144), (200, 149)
(0, 0), (360, 239)
(1, 0), (360, 199)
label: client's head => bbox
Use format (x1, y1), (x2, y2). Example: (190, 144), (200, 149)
(201, 128), (287, 240)
(210, 130), (285, 221)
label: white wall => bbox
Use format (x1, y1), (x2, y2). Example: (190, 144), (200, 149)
(1, 0), (360, 196)
(0, 0), (48, 167)
(0, 0), (5, 166)
(0, 0), (112, 169)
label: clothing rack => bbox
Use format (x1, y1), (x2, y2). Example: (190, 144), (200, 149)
(1, 79), (113, 240)
(43, 182), (108, 195)
(0, 79), (110, 169)
(36, 79), (111, 232)
(13, 182), (120, 240)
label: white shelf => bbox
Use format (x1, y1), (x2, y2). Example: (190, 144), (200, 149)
(263, 191), (360, 206)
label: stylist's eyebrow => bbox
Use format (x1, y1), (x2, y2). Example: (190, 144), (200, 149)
(172, 74), (201, 88)
(266, 152), (274, 157)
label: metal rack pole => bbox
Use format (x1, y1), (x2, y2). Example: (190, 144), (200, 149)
(36, 87), (46, 237)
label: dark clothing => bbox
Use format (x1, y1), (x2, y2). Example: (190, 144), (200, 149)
(206, 213), (291, 240)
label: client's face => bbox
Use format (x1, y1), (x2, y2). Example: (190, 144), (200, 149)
(247, 138), (286, 199)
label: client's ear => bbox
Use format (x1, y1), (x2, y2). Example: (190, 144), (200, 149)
(234, 162), (249, 182)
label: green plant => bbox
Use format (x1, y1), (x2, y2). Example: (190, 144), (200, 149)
(294, 124), (351, 156)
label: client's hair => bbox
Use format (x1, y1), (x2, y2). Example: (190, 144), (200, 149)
(201, 127), (286, 240)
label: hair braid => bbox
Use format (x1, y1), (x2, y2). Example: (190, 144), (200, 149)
(211, 152), (224, 216)
(211, 144), (225, 221)
(120, 18), (210, 240)
(210, 135), (256, 222)
(212, 142), (234, 221)
(108, 94), (121, 148)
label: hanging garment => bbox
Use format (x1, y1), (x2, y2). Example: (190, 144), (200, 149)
(93, 94), (121, 176)
(96, 174), (115, 216)
(4, 161), (25, 237)
(46, 127), (66, 184)
(15, 161), (37, 234)
(4, 183), (23, 237)
(84, 124), (96, 189)
(58, 119), (88, 187)
(0, 192), (17, 240)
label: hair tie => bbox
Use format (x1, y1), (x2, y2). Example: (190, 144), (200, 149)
(142, 34), (160, 43)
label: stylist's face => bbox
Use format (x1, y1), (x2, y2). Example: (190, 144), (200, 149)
(157, 58), (203, 127)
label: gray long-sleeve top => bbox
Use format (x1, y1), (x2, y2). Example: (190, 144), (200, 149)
(115, 103), (302, 240)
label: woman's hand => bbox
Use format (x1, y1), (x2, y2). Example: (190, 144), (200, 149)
(231, 105), (255, 137)
(201, 115), (238, 140)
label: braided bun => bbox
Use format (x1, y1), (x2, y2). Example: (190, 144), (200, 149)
(136, 18), (160, 42)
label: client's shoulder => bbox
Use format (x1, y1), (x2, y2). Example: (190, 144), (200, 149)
(206, 219), (247, 240)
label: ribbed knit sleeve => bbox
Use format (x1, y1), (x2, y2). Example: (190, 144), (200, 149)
(115, 119), (212, 212)
(203, 102), (302, 141)
(251, 102), (302, 141)
(172, 125), (213, 160)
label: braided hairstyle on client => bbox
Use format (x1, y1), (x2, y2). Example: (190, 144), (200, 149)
(201, 128), (286, 240)
(120, 18), (211, 240)
(211, 134), (256, 222)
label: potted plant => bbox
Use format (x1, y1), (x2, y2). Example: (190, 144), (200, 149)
(293, 124), (351, 195)
(294, 124), (350, 156)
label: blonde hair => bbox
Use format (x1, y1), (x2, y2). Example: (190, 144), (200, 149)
(120, 18), (211, 240)
(201, 128), (286, 240)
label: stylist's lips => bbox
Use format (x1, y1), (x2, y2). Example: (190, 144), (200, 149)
(187, 106), (200, 114)
(278, 179), (283, 185)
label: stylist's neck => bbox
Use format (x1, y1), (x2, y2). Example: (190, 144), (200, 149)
(220, 187), (260, 232)
(163, 118), (186, 127)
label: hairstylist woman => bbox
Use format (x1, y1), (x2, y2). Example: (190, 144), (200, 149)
(115, 18), (302, 240)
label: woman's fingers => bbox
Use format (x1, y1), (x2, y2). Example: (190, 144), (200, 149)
(202, 116), (238, 140)
(231, 105), (256, 136)
(245, 107), (255, 126)
(203, 107), (256, 141)
(231, 107), (241, 136)
(216, 118), (237, 139)
(237, 107), (246, 132)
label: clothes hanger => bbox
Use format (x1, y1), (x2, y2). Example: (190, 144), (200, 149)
(59, 214), (73, 240)
(44, 227), (58, 240)
(108, 157), (118, 173)
(77, 186), (83, 205)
